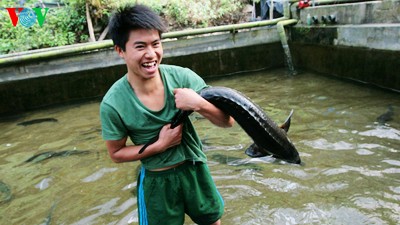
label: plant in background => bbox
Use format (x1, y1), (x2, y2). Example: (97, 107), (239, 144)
(0, 0), (87, 54)
(60, 0), (112, 42)
(0, 0), (248, 54)
(161, 0), (245, 29)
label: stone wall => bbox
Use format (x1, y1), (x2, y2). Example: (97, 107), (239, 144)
(0, 27), (283, 116)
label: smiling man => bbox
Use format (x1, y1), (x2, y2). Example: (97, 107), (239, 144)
(99, 4), (234, 225)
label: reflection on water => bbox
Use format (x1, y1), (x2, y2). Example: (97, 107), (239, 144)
(0, 68), (399, 224)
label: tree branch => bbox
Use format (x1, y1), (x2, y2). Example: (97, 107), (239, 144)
(86, 3), (96, 42)
(97, 25), (109, 41)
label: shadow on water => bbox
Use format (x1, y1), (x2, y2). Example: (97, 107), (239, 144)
(0, 68), (399, 224)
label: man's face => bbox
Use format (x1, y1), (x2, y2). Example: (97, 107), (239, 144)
(117, 29), (163, 80)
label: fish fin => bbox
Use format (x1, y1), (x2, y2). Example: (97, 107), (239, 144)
(245, 143), (272, 158)
(376, 104), (394, 124)
(279, 109), (294, 133)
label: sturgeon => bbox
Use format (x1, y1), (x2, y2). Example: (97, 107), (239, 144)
(194, 86), (301, 164)
(141, 86), (301, 164)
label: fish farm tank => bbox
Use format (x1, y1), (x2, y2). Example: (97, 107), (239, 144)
(0, 0), (399, 224)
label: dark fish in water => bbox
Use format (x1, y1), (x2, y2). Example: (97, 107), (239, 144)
(43, 201), (58, 225)
(210, 153), (243, 164)
(25, 150), (91, 163)
(245, 110), (293, 157)
(376, 105), (394, 124)
(17, 118), (58, 126)
(141, 86), (301, 164)
(0, 181), (12, 205)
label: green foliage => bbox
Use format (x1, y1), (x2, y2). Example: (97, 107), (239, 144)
(0, 1), (87, 54)
(139, 0), (245, 28)
(0, 0), (247, 54)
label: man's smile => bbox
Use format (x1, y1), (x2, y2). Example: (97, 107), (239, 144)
(142, 61), (157, 68)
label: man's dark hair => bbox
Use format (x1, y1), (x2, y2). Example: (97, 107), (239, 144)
(108, 4), (167, 51)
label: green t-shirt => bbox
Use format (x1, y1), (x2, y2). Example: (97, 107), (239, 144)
(100, 64), (208, 170)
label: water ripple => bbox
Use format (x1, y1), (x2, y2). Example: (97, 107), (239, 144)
(81, 167), (118, 183)
(112, 198), (136, 215)
(122, 182), (136, 191)
(327, 165), (400, 177)
(359, 126), (400, 140)
(356, 149), (375, 155)
(233, 203), (387, 225)
(314, 182), (349, 192)
(390, 186), (400, 194)
(71, 197), (120, 225)
(35, 177), (53, 190)
(352, 196), (400, 214)
(322, 165), (392, 177)
(218, 184), (262, 200)
(228, 156), (277, 165)
(342, 165), (384, 177)
(272, 168), (314, 180)
(256, 178), (303, 192)
(382, 159), (400, 167)
(203, 144), (244, 151)
(322, 167), (349, 176)
(302, 138), (354, 150)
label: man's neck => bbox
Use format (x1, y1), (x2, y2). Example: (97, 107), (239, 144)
(127, 71), (165, 111)
(127, 71), (162, 95)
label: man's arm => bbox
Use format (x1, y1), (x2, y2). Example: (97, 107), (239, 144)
(105, 124), (183, 163)
(173, 88), (234, 128)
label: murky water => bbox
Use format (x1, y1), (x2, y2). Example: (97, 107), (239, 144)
(1, 68), (399, 225)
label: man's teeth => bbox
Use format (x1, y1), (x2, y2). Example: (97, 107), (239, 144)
(143, 62), (156, 67)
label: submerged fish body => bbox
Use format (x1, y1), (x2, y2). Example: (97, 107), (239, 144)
(17, 118), (58, 126)
(0, 181), (12, 204)
(25, 150), (91, 163)
(376, 105), (394, 124)
(198, 87), (301, 164)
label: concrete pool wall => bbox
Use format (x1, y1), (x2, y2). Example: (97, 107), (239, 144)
(290, 0), (400, 91)
(0, 0), (399, 116)
(0, 26), (285, 116)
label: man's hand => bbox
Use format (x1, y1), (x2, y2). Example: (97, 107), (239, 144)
(173, 88), (234, 128)
(157, 123), (183, 150)
(173, 88), (205, 111)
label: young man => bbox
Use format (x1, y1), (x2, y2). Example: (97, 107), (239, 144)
(100, 4), (234, 225)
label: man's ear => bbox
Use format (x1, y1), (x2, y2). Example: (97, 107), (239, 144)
(114, 45), (124, 58)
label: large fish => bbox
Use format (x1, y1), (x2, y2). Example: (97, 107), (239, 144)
(195, 87), (300, 164)
(140, 86), (301, 164)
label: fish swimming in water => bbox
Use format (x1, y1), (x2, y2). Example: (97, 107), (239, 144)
(140, 86), (301, 164)
(17, 118), (58, 126)
(25, 150), (91, 163)
(43, 201), (58, 225)
(0, 181), (12, 204)
(376, 105), (394, 124)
